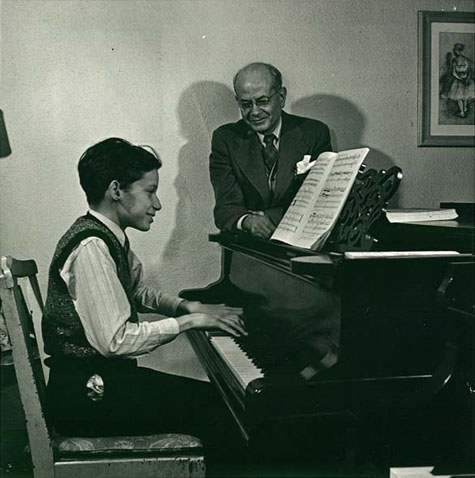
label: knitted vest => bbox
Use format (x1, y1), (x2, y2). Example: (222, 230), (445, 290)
(42, 214), (138, 359)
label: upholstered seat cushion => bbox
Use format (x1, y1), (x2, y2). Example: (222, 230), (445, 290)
(53, 433), (203, 458)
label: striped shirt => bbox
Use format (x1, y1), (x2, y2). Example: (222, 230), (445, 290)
(59, 210), (181, 358)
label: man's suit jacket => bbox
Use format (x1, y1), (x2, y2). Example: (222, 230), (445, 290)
(209, 111), (332, 232)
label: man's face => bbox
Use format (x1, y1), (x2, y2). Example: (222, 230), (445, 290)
(234, 68), (286, 135)
(118, 169), (161, 231)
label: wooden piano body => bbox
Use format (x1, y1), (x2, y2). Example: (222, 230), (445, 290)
(180, 169), (474, 474)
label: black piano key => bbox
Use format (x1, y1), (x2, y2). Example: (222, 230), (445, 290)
(235, 334), (306, 376)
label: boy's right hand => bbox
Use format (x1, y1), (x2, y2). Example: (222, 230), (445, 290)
(177, 313), (247, 337)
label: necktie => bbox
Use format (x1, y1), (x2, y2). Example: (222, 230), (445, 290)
(123, 234), (130, 256)
(262, 134), (278, 175)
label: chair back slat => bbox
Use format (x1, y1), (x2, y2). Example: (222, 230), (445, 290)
(29, 273), (45, 312)
(0, 256), (55, 477)
(8, 257), (38, 278)
(13, 284), (47, 402)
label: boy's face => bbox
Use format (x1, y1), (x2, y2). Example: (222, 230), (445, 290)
(118, 169), (161, 231)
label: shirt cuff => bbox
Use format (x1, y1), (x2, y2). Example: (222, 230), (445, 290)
(154, 317), (180, 335)
(236, 214), (249, 231)
(171, 297), (185, 316)
(155, 294), (185, 317)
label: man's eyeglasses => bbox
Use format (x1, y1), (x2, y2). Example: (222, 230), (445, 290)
(237, 89), (280, 111)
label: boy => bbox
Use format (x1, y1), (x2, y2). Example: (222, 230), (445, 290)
(42, 137), (246, 448)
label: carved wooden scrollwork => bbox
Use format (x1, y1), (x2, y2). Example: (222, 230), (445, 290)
(327, 166), (403, 252)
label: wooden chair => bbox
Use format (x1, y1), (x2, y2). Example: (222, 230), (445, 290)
(0, 255), (205, 478)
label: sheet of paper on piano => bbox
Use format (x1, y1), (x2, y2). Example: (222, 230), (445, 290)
(271, 148), (369, 250)
(343, 250), (461, 259)
(385, 208), (458, 223)
(290, 251), (464, 275)
(389, 466), (466, 478)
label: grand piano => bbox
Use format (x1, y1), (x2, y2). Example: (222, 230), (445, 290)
(180, 169), (474, 474)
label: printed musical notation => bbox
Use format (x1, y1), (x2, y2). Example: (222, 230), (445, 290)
(271, 148), (369, 250)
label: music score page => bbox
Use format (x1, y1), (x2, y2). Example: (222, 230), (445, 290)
(271, 148), (369, 250)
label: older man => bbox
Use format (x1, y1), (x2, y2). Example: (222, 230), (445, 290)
(210, 62), (332, 239)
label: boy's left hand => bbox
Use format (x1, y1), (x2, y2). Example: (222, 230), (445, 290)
(182, 300), (243, 318)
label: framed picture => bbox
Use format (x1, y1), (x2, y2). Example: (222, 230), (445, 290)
(418, 10), (475, 146)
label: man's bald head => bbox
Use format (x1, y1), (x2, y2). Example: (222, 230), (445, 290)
(233, 63), (282, 94)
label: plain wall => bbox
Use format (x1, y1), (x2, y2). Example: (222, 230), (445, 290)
(1, 0), (474, 377)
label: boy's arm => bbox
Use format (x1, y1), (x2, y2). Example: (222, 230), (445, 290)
(130, 253), (184, 317)
(61, 237), (180, 358)
(130, 253), (245, 337)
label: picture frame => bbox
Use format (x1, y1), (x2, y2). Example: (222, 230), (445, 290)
(418, 10), (475, 147)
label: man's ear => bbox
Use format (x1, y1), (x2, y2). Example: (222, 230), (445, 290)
(280, 87), (287, 108)
(108, 180), (122, 201)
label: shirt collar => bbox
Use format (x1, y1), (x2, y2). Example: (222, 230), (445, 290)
(88, 209), (126, 247)
(257, 116), (282, 146)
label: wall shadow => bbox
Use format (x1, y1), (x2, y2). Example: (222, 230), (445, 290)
(161, 81), (239, 289)
(291, 94), (401, 206)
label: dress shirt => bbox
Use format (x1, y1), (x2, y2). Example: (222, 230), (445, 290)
(236, 117), (282, 230)
(59, 210), (182, 358)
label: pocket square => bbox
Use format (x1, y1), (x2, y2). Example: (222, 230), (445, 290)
(295, 155), (316, 175)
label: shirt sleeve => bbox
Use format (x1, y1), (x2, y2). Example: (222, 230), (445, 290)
(209, 127), (249, 231)
(60, 237), (180, 358)
(128, 249), (184, 317)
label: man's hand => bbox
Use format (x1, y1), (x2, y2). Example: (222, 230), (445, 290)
(177, 301), (247, 337)
(242, 212), (276, 239)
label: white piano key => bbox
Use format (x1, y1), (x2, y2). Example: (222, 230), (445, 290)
(210, 336), (264, 390)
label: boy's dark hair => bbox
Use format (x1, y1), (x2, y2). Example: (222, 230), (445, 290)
(78, 138), (161, 205)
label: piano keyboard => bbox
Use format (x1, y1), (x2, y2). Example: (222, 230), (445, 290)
(210, 335), (265, 390)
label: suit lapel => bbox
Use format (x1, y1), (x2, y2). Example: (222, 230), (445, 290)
(234, 129), (272, 205)
(274, 113), (308, 202)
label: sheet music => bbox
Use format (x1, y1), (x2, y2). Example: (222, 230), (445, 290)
(272, 148), (369, 250)
(271, 152), (335, 240)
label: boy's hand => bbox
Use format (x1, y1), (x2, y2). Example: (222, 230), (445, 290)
(181, 300), (243, 317)
(180, 313), (247, 337)
(177, 301), (247, 337)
